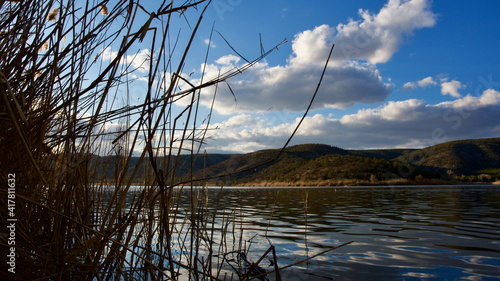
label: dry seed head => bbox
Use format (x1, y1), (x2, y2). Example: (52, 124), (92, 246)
(99, 4), (108, 16)
(61, 35), (67, 50)
(47, 8), (58, 21)
(39, 41), (48, 52)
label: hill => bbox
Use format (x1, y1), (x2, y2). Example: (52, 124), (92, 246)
(90, 138), (500, 186)
(191, 138), (500, 186)
(190, 143), (443, 186)
(350, 149), (417, 161)
(396, 138), (500, 176)
(90, 153), (233, 184)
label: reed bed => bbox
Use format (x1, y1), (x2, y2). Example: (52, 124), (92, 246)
(0, 0), (341, 280)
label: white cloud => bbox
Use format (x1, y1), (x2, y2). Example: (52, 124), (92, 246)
(202, 89), (500, 153)
(401, 81), (416, 91)
(333, 0), (437, 64)
(188, 41), (391, 114)
(127, 49), (151, 72)
(417, 76), (437, 88)
(179, 0), (437, 115)
(223, 114), (257, 128)
(376, 99), (426, 121)
(101, 47), (152, 73)
(204, 38), (216, 48)
(102, 46), (118, 61)
(401, 76), (437, 91)
(441, 80), (464, 98)
(215, 54), (240, 65)
(339, 99), (425, 125)
(288, 0), (437, 66)
(290, 24), (335, 66)
(436, 89), (500, 109)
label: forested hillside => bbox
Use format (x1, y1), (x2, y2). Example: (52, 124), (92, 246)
(91, 138), (500, 186)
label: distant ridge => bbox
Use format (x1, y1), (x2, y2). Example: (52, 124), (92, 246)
(396, 137), (500, 175)
(190, 137), (500, 186)
(92, 137), (500, 185)
(350, 148), (417, 161)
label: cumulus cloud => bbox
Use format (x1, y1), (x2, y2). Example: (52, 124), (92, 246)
(418, 76), (437, 88)
(203, 113), (286, 153)
(333, 0), (437, 64)
(101, 47), (152, 73)
(101, 46), (117, 61)
(401, 81), (416, 91)
(441, 79), (465, 98)
(436, 89), (500, 109)
(204, 38), (216, 48)
(202, 89), (500, 153)
(215, 54), (240, 65)
(223, 114), (258, 128)
(401, 76), (438, 91)
(179, 0), (437, 115)
(213, 60), (391, 113)
(341, 99), (425, 124)
(178, 51), (391, 114)
(289, 24), (335, 66)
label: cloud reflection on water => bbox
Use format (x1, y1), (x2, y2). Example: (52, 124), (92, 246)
(111, 185), (500, 280)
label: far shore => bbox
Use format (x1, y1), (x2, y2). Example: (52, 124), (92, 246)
(233, 178), (497, 187)
(93, 179), (500, 187)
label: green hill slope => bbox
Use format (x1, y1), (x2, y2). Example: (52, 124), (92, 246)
(90, 153), (233, 184)
(185, 144), (345, 184)
(192, 138), (500, 185)
(192, 144), (440, 186)
(90, 138), (500, 185)
(396, 138), (500, 175)
(350, 149), (417, 160)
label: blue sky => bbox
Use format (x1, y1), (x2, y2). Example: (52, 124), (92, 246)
(100, 0), (500, 154)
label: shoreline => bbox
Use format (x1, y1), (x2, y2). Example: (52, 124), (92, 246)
(93, 179), (499, 187)
(233, 178), (495, 187)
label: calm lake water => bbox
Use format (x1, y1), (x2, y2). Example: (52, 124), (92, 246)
(181, 185), (500, 281)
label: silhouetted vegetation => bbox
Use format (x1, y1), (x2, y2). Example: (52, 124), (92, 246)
(0, 0), (304, 279)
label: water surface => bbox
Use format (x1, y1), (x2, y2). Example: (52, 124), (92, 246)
(195, 185), (500, 280)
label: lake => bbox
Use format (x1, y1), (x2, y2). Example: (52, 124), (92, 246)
(173, 185), (500, 280)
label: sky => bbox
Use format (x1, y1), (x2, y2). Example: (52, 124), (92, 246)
(100, 0), (500, 154)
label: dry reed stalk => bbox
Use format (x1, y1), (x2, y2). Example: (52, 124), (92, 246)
(0, 0), (343, 279)
(0, 0), (220, 279)
(265, 190), (279, 237)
